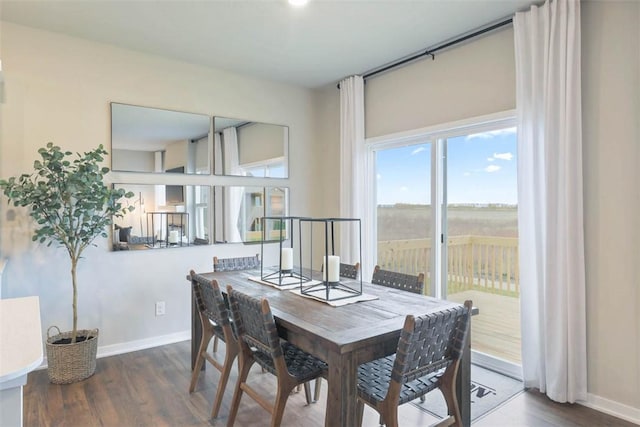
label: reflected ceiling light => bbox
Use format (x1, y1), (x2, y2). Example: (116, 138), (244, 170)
(288, 0), (309, 6)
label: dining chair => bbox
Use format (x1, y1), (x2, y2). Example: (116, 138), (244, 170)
(209, 254), (260, 353)
(188, 271), (239, 419)
(356, 300), (472, 427)
(226, 285), (328, 427)
(371, 265), (425, 294)
(213, 253), (261, 272)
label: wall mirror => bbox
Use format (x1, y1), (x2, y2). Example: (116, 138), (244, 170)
(111, 103), (212, 174)
(112, 183), (210, 251)
(213, 186), (289, 244)
(214, 117), (289, 178)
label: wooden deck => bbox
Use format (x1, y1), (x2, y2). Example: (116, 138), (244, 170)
(448, 290), (522, 365)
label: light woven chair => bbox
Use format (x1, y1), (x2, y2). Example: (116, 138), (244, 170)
(356, 300), (472, 427)
(371, 265), (425, 295)
(226, 285), (328, 427)
(188, 271), (239, 419)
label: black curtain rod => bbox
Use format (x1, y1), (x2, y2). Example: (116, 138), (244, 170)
(337, 17), (513, 88)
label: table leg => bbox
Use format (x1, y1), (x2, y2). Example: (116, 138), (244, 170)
(326, 351), (357, 427)
(457, 319), (471, 427)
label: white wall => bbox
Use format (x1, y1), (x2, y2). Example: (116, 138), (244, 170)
(0, 22), (318, 352)
(314, 3), (640, 420)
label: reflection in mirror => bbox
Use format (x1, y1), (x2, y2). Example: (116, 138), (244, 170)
(213, 186), (289, 244)
(111, 103), (212, 174)
(214, 117), (289, 178)
(112, 183), (210, 251)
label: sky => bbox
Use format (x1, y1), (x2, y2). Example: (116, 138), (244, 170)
(376, 127), (517, 206)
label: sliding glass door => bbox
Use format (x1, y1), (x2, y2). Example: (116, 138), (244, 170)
(371, 114), (521, 377)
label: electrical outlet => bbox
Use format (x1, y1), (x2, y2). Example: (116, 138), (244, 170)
(155, 301), (166, 316)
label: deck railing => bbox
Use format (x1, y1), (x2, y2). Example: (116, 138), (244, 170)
(377, 235), (519, 297)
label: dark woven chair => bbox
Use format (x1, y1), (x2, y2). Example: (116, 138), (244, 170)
(188, 271), (239, 419)
(371, 265), (425, 294)
(226, 286), (328, 427)
(213, 254), (260, 272)
(340, 262), (360, 279)
(356, 300), (472, 427)
(210, 254), (260, 352)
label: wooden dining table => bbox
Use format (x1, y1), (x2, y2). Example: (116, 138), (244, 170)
(188, 269), (471, 427)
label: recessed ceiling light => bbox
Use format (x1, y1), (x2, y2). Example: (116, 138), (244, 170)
(288, 0), (309, 7)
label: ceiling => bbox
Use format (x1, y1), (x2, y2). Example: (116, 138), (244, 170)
(1, 0), (535, 89)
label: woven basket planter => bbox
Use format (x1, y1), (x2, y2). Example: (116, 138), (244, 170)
(46, 326), (99, 384)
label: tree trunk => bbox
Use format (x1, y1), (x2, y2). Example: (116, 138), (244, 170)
(71, 257), (78, 343)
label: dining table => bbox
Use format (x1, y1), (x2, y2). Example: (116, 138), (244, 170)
(187, 269), (471, 427)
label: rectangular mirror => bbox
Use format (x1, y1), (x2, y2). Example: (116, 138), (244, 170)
(213, 186), (289, 244)
(111, 103), (212, 174)
(112, 184), (211, 251)
(214, 117), (289, 178)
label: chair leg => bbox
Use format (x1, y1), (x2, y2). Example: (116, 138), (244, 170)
(226, 357), (253, 427)
(439, 365), (462, 427)
(213, 335), (219, 353)
(271, 384), (294, 427)
(313, 378), (322, 402)
(211, 349), (238, 419)
(189, 326), (213, 393)
(303, 382), (313, 404)
(356, 399), (365, 427)
(382, 403), (399, 427)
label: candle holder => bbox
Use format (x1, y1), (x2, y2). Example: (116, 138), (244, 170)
(298, 217), (362, 302)
(260, 216), (311, 287)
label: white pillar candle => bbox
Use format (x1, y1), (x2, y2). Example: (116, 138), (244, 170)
(281, 248), (293, 271)
(323, 255), (340, 282)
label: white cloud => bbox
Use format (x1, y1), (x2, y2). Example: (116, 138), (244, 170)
(411, 147), (426, 156)
(463, 172), (471, 176)
(493, 152), (513, 161)
(465, 127), (516, 141)
(376, 173), (382, 180)
(485, 165), (501, 173)
(400, 186), (409, 192)
(487, 157), (495, 162)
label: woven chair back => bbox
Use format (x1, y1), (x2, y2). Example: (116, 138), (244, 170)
(371, 266), (425, 294)
(189, 272), (230, 327)
(227, 288), (282, 359)
(392, 304), (470, 385)
(340, 262), (360, 279)
(213, 254), (260, 272)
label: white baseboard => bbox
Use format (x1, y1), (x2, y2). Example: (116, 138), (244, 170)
(37, 330), (191, 370)
(581, 393), (640, 425)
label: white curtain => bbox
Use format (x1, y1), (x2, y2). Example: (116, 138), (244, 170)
(223, 127), (244, 242)
(514, 0), (587, 403)
(339, 75), (374, 279)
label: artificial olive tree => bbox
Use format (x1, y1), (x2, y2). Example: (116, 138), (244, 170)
(0, 143), (133, 341)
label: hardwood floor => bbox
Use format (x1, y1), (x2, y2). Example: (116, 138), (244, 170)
(24, 341), (635, 427)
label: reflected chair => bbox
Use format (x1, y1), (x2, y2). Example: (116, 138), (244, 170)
(226, 285), (328, 427)
(340, 262), (360, 279)
(213, 253), (261, 272)
(371, 265), (425, 295)
(188, 271), (239, 419)
(356, 300), (472, 427)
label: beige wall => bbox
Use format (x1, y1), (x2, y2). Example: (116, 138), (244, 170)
(0, 22), (318, 349)
(582, 0), (640, 413)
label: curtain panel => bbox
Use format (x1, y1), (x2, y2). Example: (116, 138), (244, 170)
(514, 0), (587, 403)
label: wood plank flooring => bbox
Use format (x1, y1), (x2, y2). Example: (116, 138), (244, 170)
(24, 340), (635, 427)
(449, 290), (522, 364)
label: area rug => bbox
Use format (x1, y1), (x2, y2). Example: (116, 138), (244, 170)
(410, 364), (523, 421)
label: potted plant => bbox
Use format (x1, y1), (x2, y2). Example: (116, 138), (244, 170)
(0, 143), (132, 383)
